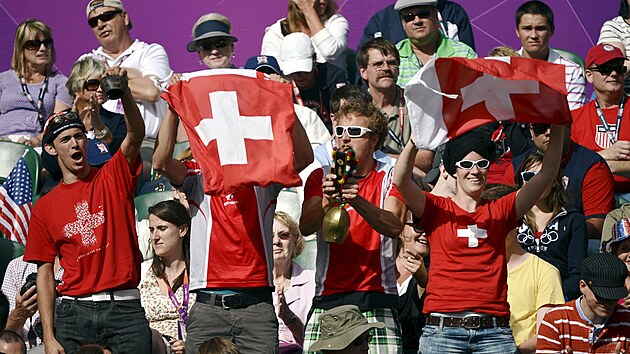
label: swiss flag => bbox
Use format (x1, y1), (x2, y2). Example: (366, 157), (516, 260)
(161, 69), (301, 195)
(405, 57), (572, 150)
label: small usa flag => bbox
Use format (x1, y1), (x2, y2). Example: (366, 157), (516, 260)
(0, 157), (33, 245)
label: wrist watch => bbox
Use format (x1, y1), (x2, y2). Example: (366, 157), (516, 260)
(95, 127), (110, 140)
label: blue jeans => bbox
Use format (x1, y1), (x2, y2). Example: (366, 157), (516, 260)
(419, 325), (517, 354)
(55, 299), (152, 354)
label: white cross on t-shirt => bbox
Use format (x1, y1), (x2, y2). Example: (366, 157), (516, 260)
(63, 200), (105, 246)
(457, 225), (488, 247)
(195, 91), (274, 166)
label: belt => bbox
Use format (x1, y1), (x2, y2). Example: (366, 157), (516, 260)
(60, 289), (140, 302)
(426, 315), (510, 329)
(195, 291), (272, 310)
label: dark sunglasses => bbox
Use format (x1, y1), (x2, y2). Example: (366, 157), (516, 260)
(454, 159), (490, 170)
(589, 65), (627, 76)
(531, 123), (550, 135)
(401, 9), (434, 22)
(520, 171), (538, 184)
(23, 38), (53, 51)
(88, 10), (122, 28)
(352, 333), (373, 347)
(405, 222), (425, 234)
(197, 38), (230, 51)
(335, 125), (373, 138)
(43, 110), (81, 136)
(83, 79), (101, 91)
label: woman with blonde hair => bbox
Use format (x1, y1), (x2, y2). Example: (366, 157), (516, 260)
(272, 211), (315, 354)
(0, 19), (71, 146)
(261, 0), (349, 71)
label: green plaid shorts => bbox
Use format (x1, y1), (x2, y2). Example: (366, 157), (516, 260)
(302, 307), (403, 353)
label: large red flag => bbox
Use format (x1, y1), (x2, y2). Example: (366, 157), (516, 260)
(161, 69), (301, 195)
(405, 57), (572, 150)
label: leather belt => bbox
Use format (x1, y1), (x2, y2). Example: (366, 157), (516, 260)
(426, 315), (510, 329)
(195, 291), (272, 310)
(60, 289), (140, 302)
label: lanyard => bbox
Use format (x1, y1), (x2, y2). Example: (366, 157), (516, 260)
(19, 75), (49, 129)
(386, 87), (407, 148)
(166, 270), (190, 328)
(595, 96), (625, 145)
(293, 81), (329, 123)
(292, 81), (304, 106)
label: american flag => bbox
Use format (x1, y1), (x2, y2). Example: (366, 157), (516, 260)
(0, 157), (33, 245)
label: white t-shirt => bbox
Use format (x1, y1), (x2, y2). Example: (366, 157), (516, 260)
(81, 39), (173, 139)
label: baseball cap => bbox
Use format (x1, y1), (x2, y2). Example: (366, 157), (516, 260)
(42, 110), (87, 146)
(86, 0), (125, 16)
(581, 253), (629, 300)
(280, 33), (314, 75)
(394, 0), (437, 11)
(244, 55), (282, 75)
(585, 43), (627, 69)
(186, 19), (237, 52)
(308, 305), (384, 352)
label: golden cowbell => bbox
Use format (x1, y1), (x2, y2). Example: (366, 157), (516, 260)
(322, 205), (350, 244)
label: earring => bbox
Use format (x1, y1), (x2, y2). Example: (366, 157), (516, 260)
(198, 59), (203, 65)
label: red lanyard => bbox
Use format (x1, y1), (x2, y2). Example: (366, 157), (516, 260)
(398, 87), (406, 138)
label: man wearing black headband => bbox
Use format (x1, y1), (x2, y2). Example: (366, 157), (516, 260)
(394, 125), (565, 353)
(23, 68), (151, 354)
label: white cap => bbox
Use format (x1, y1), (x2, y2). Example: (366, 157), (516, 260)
(394, 0), (437, 11)
(280, 33), (314, 75)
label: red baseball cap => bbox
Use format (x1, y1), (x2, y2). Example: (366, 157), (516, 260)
(585, 43), (627, 68)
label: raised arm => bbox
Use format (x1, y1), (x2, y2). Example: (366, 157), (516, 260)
(152, 105), (187, 186)
(37, 262), (65, 354)
(515, 124), (564, 219)
(292, 114), (314, 173)
(112, 68), (145, 166)
(345, 186), (403, 239)
(393, 141), (427, 219)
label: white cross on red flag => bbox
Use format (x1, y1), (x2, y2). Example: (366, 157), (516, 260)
(405, 57), (572, 150)
(161, 69), (301, 196)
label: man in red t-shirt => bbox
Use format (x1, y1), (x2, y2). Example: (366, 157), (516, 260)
(300, 101), (406, 353)
(23, 68), (151, 354)
(152, 102), (312, 353)
(572, 44), (630, 198)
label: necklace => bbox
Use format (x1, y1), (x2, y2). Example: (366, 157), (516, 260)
(19, 74), (49, 130)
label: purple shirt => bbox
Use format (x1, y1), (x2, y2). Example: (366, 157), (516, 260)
(0, 69), (72, 137)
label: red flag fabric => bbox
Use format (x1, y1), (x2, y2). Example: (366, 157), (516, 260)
(405, 57), (572, 150)
(161, 69), (300, 195)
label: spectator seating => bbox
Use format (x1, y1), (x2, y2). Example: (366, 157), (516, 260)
(553, 48), (585, 71)
(134, 190), (174, 221)
(0, 238), (25, 280)
(0, 141), (42, 200)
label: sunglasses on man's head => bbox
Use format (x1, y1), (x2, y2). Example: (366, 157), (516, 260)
(88, 10), (122, 28)
(23, 38), (53, 51)
(43, 111), (81, 136)
(531, 123), (550, 135)
(520, 171), (538, 184)
(197, 38), (229, 51)
(334, 125), (373, 138)
(589, 65), (627, 76)
(83, 79), (101, 91)
(454, 159), (490, 170)
(401, 9), (434, 22)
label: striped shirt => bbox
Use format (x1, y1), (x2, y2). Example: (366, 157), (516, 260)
(598, 16), (630, 95)
(537, 298), (630, 353)
(396, 33), (477, 87)
(517, 48), (586, 110)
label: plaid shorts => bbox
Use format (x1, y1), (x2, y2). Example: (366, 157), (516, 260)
(302, 307), (403, 353)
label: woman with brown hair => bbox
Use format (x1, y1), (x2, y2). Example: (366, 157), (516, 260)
(140, 200), (196, 354)
(261, 0), (349, 71)
(0, 19), (71, 146)
(514, 150), (588, 300)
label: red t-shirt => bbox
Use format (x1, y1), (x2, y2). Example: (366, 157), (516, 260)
(571, 99), (630, 192)
(303, 162), (400, 296)
(24, 151), (142, 296)
(181, 161), (281, 290)
(419, 192), (518, 317)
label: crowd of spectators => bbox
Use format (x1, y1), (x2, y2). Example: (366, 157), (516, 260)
(1, 0), (630, 353)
